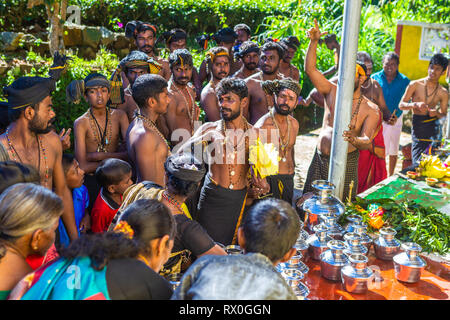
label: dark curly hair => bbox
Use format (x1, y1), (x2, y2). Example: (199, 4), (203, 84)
(169, 49), (194, 69)
(216, 78), (248, 100)
(59, 199), (176, 270)
(261, 40), (285, 60)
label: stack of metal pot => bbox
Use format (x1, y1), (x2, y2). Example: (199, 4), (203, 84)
(320, 240), (349, 281)
(302, 180), (345, 234)
(393, 242), (427, 283)
(373, 227), (401, 260)
(277, 251), (310, 299)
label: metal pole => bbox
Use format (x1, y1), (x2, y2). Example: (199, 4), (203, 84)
(328, 0), (363, 201)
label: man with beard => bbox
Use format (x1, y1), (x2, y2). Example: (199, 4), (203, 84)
(254, 78), (301, 205)
(163, 49), (200, 147)
(246, 41), (285, 125)
(399, 53), (448, 166)
(68, 73), (130, 212)
(124, 21), (171, 81)
(1, 53), (78, 242)
(355, 51), (390, 193)
(301, 20), (379, 202)
(232, 41), (260, 80)
(197, 28), (241, 84)
(110, 50), (162, 123)
(176, 78), (270, 246)
(158, 29), (203, 102)
(200, 47), (231, 122)
(127, 74), (171, 186)
(279, 36), (301, 82)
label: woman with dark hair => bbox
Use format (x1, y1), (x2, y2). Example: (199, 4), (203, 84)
(0, 183), (63, 300)
(110, 153), (227, 276)
(9, 199), (175, 300)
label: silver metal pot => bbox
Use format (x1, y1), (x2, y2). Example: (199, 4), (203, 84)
(393, 242), (427, 283)
(224, 245), (243, 255)
(320, 212), (345, 240)
(295, 238), (309, 260)
(341, 254), (373, 294)
(373, 227), (401, 261)
(306, 223), (332, 261)
(303, 180), (345, 233)
(345, 214), (363, 233)
(350, 222), (373, 252)
(320, 240), (349, 281)
(287, 253), (309, 274)
(343, 232), (368, 256)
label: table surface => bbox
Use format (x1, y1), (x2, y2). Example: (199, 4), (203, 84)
(302, 247), (450, 300)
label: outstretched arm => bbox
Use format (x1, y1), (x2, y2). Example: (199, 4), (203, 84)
(305, 19), (334, 96)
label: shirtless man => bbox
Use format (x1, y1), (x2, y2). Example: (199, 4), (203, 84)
(159, 28), (203, 102)
(70, 73), (129, 209)
(124, 20), (171, 81)
(232, 41), (260, 80)
(301, 19), (380, 202)
(2, 56), (78, 241)
(246, 41), (285, 125)
(200, 47), (231, 122)
(399, 53), (448, 165)
(254, 78), (301, 205)
(110, 50), (157, 122)
(127, 74), (171, 186)
(197, 28), (241, 84)
(177, 78), (269, 246)
(164, 49), (200, 147)
(279, 36), (301, 82)
(320, 34), (340, 78)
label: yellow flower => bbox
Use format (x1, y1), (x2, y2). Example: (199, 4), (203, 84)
(113, 221), (135, 239)
(249, 138), (279, 178)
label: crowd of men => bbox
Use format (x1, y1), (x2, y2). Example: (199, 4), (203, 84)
(0, 18), (448, 300)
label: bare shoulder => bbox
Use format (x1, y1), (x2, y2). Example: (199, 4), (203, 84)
(43, 130), (63, 150)
(363, 98), (381, 118)
(438, 84), (449, 97)
(253, 112), (272, 128)
(111, 107), (127, 119)
(289, 114), (299, 129)
(73, 112), (89, 129)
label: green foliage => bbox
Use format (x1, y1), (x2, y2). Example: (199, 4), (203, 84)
(342, 197), (450, 255)
(1, 0), (297, 36)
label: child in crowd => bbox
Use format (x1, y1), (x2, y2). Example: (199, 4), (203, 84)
(91, 158), (133, 233)
(57, 154), (90, 248)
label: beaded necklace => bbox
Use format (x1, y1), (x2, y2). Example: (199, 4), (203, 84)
(88, 107), (112, 153)
(348, 95), (363, 130)
(136, 112), (172, 155)
(220, 118), (249, 189)
(5, 127), (49, 187)
(162, 191), (192, 220)
(169, 78), (196, 134)
(270, 108), (291, 162)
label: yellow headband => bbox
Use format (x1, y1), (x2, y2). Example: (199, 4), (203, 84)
(355, 64), (366, 78)
(206, 50), (229, 62)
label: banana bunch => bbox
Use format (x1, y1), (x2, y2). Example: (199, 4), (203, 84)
(419, 155), (450, 179)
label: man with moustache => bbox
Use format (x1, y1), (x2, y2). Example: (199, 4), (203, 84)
(279, 36), (301, 82)
(158, 29), (203, 102)
(399, 53), (448, 166)
(254, 78), (301, 205)
(1, 53), (78, 242)
(177, 78), (270, 246)
(69, 73), (129, 211)
(127, 74), (171, 186)
(163, 49), (200, 147)
(124, 20), (171, 81)
(109, 50), (162, 122)
(246, 40), (285, 125)
(197, 28), (240, 84)
(301, 20), (380, 202)
(200, 47), (231, 122)
(233, 41), (260, 80)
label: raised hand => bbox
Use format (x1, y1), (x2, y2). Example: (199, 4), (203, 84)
(59, 128), (72, 151)
(307, 18), (328, 41)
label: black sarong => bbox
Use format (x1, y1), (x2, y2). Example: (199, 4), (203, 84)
(302, 148), (359, 202)
(411, 114), (439, 165)
(197, 174), (247, 246)
(266, 174), (295, 205)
